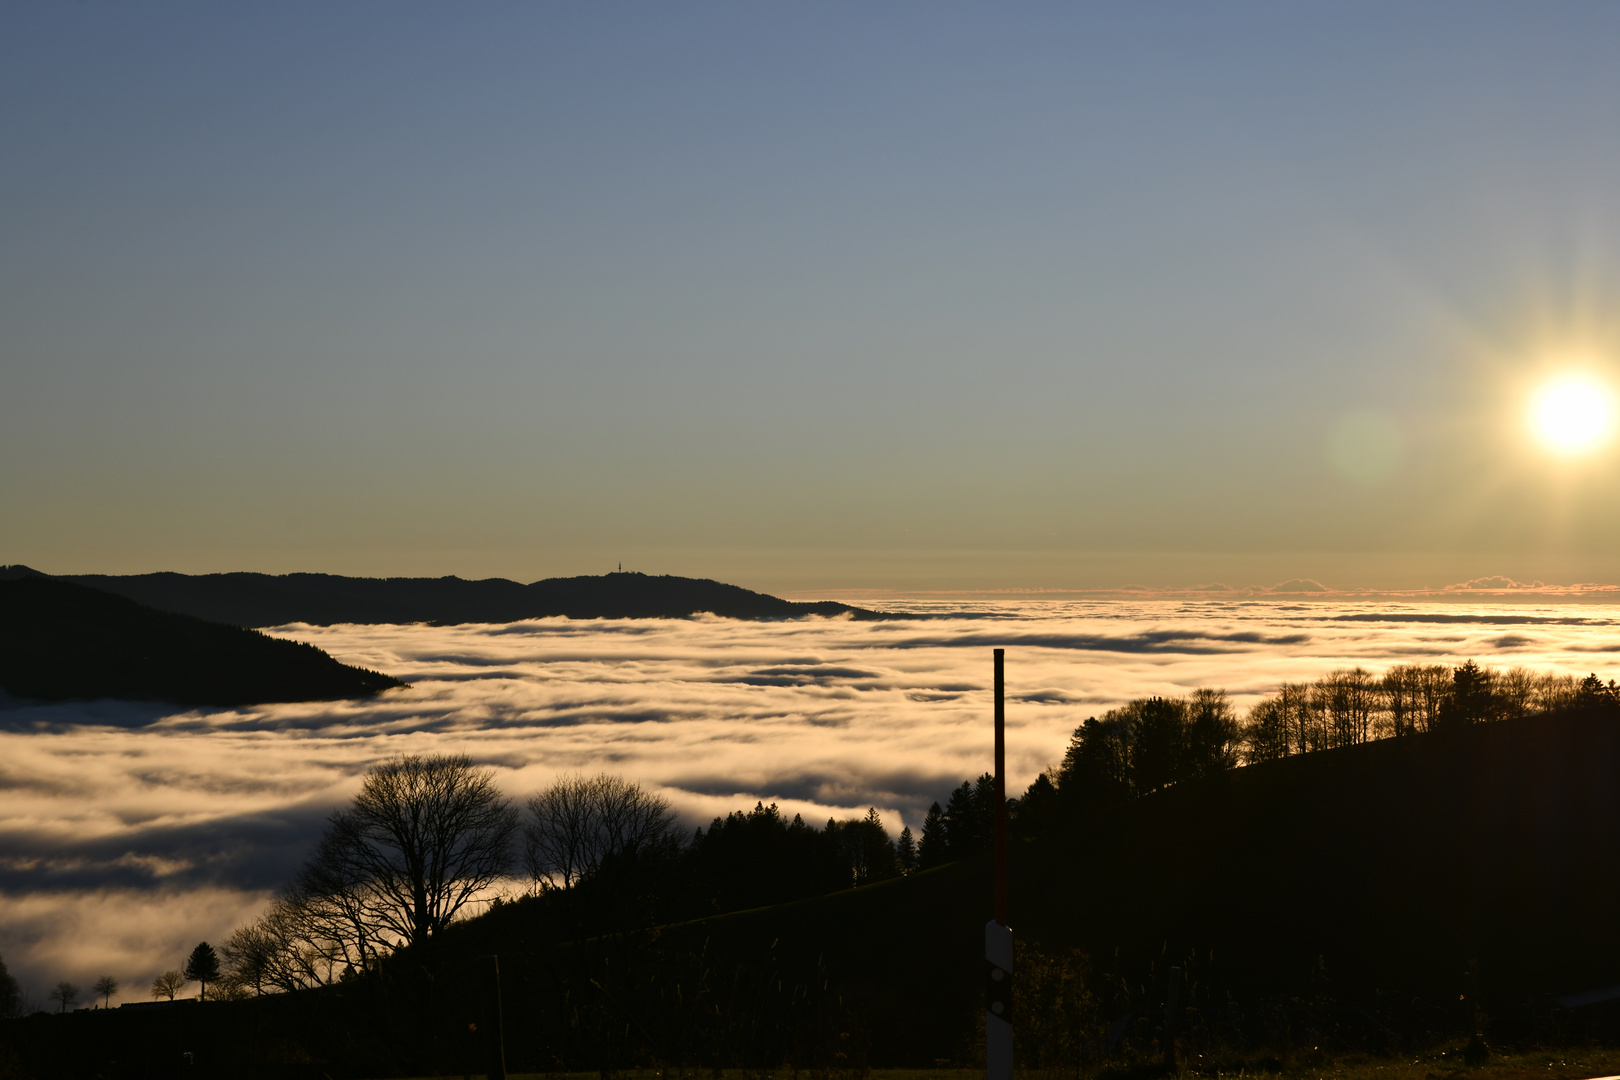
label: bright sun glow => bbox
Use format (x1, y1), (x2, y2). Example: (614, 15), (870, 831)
(1530, 373), (1617, 455)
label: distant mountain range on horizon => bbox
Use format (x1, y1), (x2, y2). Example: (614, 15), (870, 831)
(0, 566), (897, 628)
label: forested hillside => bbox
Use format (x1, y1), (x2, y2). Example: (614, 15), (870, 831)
(0, 577), (402, 706)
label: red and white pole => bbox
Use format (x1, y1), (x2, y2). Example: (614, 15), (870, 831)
(986, 648), (1013, 1080)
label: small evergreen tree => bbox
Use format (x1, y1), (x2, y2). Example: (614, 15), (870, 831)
(944, 775), (996, 857)
(1576, 673), (1620, 712)
(895, 825), (918, 874)
(1437, 660), (1493, 729)
(918, 802), (948, 869)
(1015, 772), (1058, 832)
(185, 942), (221, 1001)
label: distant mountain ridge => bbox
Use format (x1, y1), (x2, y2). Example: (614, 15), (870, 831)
(0, 576), (402, 706)
(0, 566), (895, 628)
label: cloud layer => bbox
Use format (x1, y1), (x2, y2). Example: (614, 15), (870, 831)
(5, 598), (1620, 1002)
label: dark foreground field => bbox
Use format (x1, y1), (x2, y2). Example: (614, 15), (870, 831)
(6, 706), (1620, 1078)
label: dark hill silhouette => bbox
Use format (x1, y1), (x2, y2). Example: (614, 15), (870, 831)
(432, 706), (1620, 1068)
(427, 706), (1620, 1065)
(0, 576), (402, 706)
(1022, 705), (1620, 1003)
(0, 565), (894, 627)
(8, 708), (1620, 1073)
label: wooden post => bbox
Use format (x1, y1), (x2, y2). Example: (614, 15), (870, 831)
(986, 648), (1012, 1080)
(478, 954), (507, 1080)
(994, 648), (1006, 925)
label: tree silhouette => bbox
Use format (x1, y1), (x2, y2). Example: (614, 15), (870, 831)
(917, 802), (947, 869)
(1013, 770), (1058, 834)
(1437, 660), (1493, 729)
(1186, 688), (1242, 774)
(823, 807), (899, 887)
(48, 981), (78, 1013)
(184, 942), (220, 1001)
(689, 801), (845, 912)
(895, 825), (918, 874)
(1244, 696), (1291, 763)
(304, 754), (518, 950)
(524, 773), (678, 892)
(0, 951), (19, 1019)
(1576, 673), (1620, 712)
(92, 974), (118, 1009)
(151, 969), (185, 1000)
(943, 776), (997, 857)
(1131, 697), (1187, 795)
(1059, 715), (1132, 810)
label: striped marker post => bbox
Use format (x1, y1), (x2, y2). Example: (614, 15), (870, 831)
(986, 648), (1013, 1080)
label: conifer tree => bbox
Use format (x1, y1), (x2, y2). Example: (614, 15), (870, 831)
(184, 942), (221, 1001)
(895, 825), (918, 874)
(918, 801), (948, 869)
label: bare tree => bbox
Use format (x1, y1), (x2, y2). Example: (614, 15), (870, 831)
(1323, 668), (1379, 747)
(151, 970), (185, 1000)
(524, 773), (678, 891)
(1243, 694), (1291, 763)
(1411, 664), (1452, 732)
(1186, 688), (1242, 776)
(1382, 665), (1420, 737)
(1535, 671), (1580, 713)
(1497, 667), (1536, 721)
(220, 921), (273, 997)
(223, 892), (357, 994)
(48, 981), (78, 1013)
(92, 974), (118, 1009)
(309, 754), (518, 950)
(1276, 682), (1316, 754)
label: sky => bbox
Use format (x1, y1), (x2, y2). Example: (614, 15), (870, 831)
(8, 3), (1620, 592)
(4, 596), (1619, 1001)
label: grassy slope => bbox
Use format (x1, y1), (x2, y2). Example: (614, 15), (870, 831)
(0, 576), (403, 706)
(1017, 707), (1620, 1003)
(430, 707), (1620, 1068)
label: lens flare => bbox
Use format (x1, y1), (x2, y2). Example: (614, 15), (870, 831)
(1530, 374), (1616, 455)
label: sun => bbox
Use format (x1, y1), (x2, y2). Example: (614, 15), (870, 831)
(1529, 373), (1616, 455)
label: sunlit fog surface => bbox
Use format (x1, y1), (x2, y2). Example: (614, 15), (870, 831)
(3, 598), (1618, 1001)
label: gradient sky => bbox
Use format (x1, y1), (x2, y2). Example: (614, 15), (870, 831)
(8, 2), (1620, 592)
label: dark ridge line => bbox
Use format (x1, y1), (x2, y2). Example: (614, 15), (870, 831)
(0, 565), (931, 628)
(0, 576), (404, 707)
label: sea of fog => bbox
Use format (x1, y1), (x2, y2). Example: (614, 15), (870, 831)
(3, 597), (1618, 1004)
